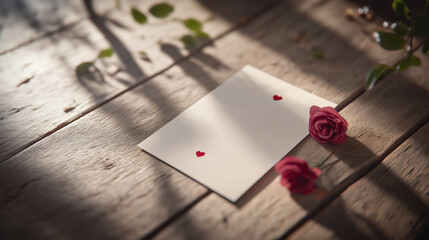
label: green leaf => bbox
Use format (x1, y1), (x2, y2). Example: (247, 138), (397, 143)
(149, 3), (174, 18)
(139, 51), (148, 57)
(365, 64), (391, 91)
(412, 16), (429, 37)
(131, 7), (147, 24)
(75, 62), (94, 75)
(396, 55), (421, 72)
(98, 48), (114, 58)
(180, 35), (197, 48)
(311, 52), (324, 59)
(392, 0), (409, 17)
(184, 19), (202, 32)
(373, 31), (406, 50)
(138, 51), (151, 61)
(195, 31), (210, 40)
(391, 21), (409, 35)
(115, 0), (121, 9)
(423, 41), (429, 54)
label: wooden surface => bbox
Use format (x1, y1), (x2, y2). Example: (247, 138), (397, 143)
(0, 0), (275, 161)
(1, 0), (428, 239)
(289, 123), (429, 240)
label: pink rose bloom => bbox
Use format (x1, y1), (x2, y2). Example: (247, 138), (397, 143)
(309, 106), (348, 144)
(275, 156), (321, 194)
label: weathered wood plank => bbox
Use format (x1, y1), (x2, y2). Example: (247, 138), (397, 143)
(0, 0), (275, 161)
(0, 0), (422, 239)
(151, 3), (429, 240)
(0, 0), (89, 54)
(0, 0), (157, 54)
(154, 65), (429, 240)
(288, 123), (429, 240)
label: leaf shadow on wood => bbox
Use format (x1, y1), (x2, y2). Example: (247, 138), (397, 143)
(2, 0), (428, 239)
(197, 0), (407, 97)
(0, 1), (196, 240)
(77, 1), (210, 239)
(160, 42), (311, 207)
(160, 43), (229, 90)
(0, 0), (84, 53)
(77, 66), (107, 88)
(194, 0), (429, 236)
(83, 0), (144, 80)
(288, 136), (429, 239)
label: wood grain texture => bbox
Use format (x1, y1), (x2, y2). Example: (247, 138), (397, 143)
(154, 68), (429, 240)
(151, 1), (429, 239)
(288, 123), (429, 240)
(0, 0), (91, 54)
(0, 0), (155, 54)
(0, 65), (217, 239)
(0, 0), (426, 239)
(154, 73), (429, 240)
(0, 0), (274, 161)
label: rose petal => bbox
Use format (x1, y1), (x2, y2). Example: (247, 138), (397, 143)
(309, 106), (348, 144)
(311, 167), (322, 177)
(276, 156), (321, 194)
(310, 105), (321, 116)
(321, 106), (340, 116)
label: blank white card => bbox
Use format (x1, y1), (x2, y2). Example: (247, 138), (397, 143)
(138, 65), (335, 202)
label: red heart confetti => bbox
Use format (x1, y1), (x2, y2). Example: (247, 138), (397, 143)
(273, 95), (283, 101)
(196, 151), (205, 157)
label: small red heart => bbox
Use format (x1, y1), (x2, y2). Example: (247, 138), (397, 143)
(196, 151), (205, 157)
(273, 95), (283, 101)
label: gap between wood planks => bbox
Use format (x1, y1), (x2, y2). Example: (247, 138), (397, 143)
(0, 0), (282, 165)
(0, 19), (84, 56)
(140, 97), (429, 240)
(0, 2), (120, 55)
(2, 1), (427, 238)
(140, 39), (429, 239)
(277, 112), (429, 239)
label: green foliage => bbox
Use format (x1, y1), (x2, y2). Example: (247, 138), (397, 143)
(397, 55), (421, 72)
(391, 21), (409, 35)
(365, 64), (391, 91)
(180, 18), (210, 47)
(366, 0), (429, 90)
(75, 62), (94, 75)
(195, 31), (210, 40)
(131, 7), (147, 24)
(412, 16), (429, 36)
(374, 31), (406, 50)
(311, 52), (324, 59)
(127, 3), (209, 49)
(392, 0), (409, 17)
(76, 47), (114, 76)
(423, 41), (429, 54)
(139, 51), (148, 57)
(184, 19), (202, 32)
(138, 51), (151, 62)
(180, 35), (197, 48)
(98, 48), (114, 58)
(149, 3), (174, 18)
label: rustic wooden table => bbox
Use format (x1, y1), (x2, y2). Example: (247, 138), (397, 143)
(1, 0), (428, 239)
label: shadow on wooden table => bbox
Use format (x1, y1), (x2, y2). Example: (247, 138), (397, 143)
(288, 137), (429, 239)
(2, 0), (429, 239)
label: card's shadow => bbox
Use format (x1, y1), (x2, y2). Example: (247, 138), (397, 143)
(2, 0), (429, 239)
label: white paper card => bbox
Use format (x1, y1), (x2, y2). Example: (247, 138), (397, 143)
(138, 65), (336, 202)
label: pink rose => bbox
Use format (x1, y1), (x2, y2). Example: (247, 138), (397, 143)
(309, 106), (348, 144)
(275, 156), (321, 194)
